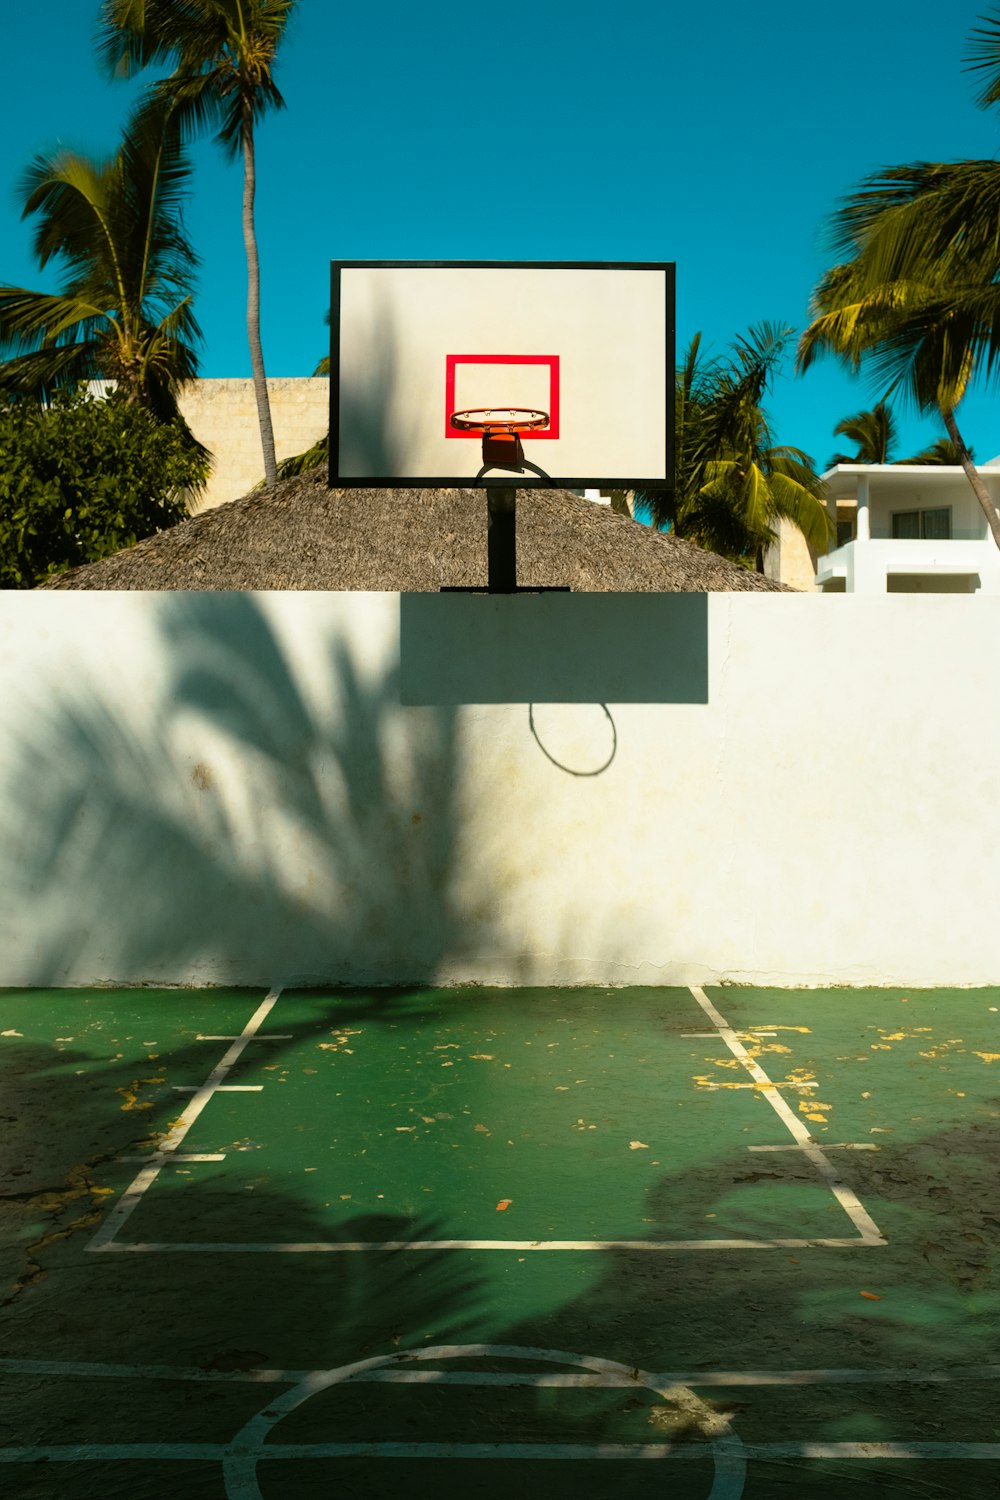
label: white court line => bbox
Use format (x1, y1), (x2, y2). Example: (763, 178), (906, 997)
(744, 1442), (1000, 1460)
(2, 1356), (998, 1388)
(682, 1032), (777, 1039)
(197, 1034), (293, 1042)
(347, 1365), (1000, 1388)
(0, 1440), (996, 1465)
(87, 988), (283, 1253)
(693, 1080), (819, 1093)
(0, 1357), (305, 1383)
(0, 1443), (697, 1463)
(91, 1236), (880, 1253)
(171, 1085), (264, 1092)
(689, 987), (886, 1247)
(0, 1445), (228, 1463)
(748, 1143), (878, 1153)
(117, 1153), (227, 1163)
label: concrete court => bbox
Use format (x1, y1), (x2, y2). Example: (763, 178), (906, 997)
(0, 983), (997, 1497)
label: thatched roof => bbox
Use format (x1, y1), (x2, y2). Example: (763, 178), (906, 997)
(41, 465), (792, 591)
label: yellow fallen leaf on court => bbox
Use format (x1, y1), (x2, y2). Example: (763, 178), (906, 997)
(974, 1052), (1000, 1063)
(496, 1199), (512, 1211)
(629, 1141), (650, 1150)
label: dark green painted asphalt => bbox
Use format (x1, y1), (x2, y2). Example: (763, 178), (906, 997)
(0, 984), (997, 1498)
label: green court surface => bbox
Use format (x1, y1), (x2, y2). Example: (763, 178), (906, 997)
(0, 983), (997, 1498)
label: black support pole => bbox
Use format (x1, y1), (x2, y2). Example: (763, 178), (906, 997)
(486, 486), (517, 593)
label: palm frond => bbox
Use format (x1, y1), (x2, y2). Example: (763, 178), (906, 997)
(0, 106), (201, 412)
(965, 8), (1000, 111)
(0, 287), (107, 348)
(642, 323), (822, 564)
(765, 470), (834, 553)
(102, 0), (296, 158)
(897, 436), (974, 465)
(829, 399), (897, 464)
(19, 148), (118, 277)
(0, 342), (107, 400)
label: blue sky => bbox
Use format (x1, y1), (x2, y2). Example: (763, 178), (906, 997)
(4, 0), (1000, 469)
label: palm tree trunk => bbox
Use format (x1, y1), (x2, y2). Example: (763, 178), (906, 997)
(242, 111), (277, 489)
(941, 406), (1000, 551)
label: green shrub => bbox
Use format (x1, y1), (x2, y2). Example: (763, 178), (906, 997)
(0, 390), (209, 588)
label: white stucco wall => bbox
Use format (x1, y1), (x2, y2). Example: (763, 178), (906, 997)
(0, 591), (996, 989)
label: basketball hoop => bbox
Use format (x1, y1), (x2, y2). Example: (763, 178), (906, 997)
(448, 407), (553, 483)
(449, 408), (550, 433)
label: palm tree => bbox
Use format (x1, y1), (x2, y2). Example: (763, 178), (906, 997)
(633, 331), (705, 535)
(897, 436), (973, 465)
(99, 0), (299, 488)
(829, 400), (898, 466)
(639, 325), (832, 570)
(797, 168), (1000, 549)
(798, 12), (1000, 549)
(0, 105), (201, 422)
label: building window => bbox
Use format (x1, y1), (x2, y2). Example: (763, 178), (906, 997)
(891, 507), (951, 540)
(836, 518), (855, 547)
(921, 507), (951, 540)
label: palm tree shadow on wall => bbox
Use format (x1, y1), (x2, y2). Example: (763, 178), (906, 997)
(335, 292), (418, 479)
(0, 592), (497, 988)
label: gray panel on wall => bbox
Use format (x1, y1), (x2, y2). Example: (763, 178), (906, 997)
(400, 593), (709, 705)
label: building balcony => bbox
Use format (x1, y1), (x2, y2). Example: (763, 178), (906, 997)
(811, 461), (1000, 594)
(816, 536), (1000, 593)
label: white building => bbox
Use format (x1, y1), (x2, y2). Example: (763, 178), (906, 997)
(814, 460), (1000, 594)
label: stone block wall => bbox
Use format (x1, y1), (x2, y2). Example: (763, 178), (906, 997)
(178, 378), (330, 512)
(763, 517), (819, 592)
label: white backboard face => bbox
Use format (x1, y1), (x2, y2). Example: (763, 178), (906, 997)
(329, 262), (674, 488)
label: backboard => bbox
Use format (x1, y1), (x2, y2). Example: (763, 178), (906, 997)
(329, 261), (674, 489)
